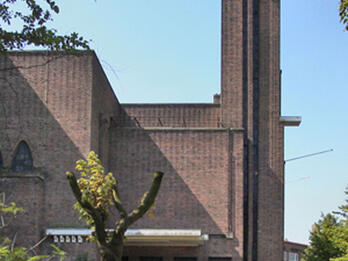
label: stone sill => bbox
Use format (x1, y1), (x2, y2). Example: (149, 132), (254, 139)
(0, 169), (46, 181)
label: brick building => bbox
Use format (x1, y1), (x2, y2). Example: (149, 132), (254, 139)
(283, 241), (307, 261)
(0, 1), (300, 261)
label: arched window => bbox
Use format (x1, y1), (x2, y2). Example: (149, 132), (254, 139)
(11, 141), (33, 172)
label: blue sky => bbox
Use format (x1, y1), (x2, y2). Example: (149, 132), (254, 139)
(32, 0), (348, 243)
(281, 0), (348, 243)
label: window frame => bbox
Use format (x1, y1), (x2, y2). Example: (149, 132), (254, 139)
(11, 141), (33, 172)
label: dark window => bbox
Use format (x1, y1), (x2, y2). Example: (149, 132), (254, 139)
(174, 258), (197, 261)
(209, 258), (232, 261)
(0, 151), (3, 169)
(140, 257), (163, 261)
(11, 141), (33, 172)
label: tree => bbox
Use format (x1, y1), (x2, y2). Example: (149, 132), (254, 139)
(330, 188), (348, 261)
(302, 214), (343, 261)
(0, 0), (89, 54)
(340, 0), (348, 30)
(66, 151), (164, 261)
(302, 187), (348, 261)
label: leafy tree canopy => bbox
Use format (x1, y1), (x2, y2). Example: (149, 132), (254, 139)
(303, 187), (348, 261)
(67, 151), (164, 261)
(340, 0), (348, 30)
(0, 0), (89, 54)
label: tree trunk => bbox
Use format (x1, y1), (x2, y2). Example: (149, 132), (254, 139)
(100, 236), (124, 261)
(102, 252), (121, 261)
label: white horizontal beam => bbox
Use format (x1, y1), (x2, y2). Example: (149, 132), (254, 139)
(280, 116), (302, 126)
(46, 228), (202, 237)
(46, 228), (93, 236)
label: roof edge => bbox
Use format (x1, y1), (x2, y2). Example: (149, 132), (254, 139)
(122, 103), (220, 107)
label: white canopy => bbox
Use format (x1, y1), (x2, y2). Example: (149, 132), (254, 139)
(45, 228), (208, 247)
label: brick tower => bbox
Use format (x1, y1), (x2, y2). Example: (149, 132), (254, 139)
(221, 0), (284, 260)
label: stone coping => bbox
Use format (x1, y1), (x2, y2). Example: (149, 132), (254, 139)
(0, 169), (46, 180)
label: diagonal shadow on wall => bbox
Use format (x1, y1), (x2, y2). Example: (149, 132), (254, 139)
(110, 114), (226, 233)
(109, 110), (243, 259)
(0, 53), (94, 258)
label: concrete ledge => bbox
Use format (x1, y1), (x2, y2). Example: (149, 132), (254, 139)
(280, 116), (302, 126)
(0, 170), (45, 181)
(45, 228), (208, 246)
(121, 103), (220, 107)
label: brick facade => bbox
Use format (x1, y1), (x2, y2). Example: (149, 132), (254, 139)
(0, 1), (290, 260)
(283, 241), (307, 261)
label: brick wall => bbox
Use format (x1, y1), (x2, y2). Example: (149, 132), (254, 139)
(0, 51), (100, 260)
(123, 237), (242, 261)
(109, 127), (244, 260)
(109, 128), (230, 233)
(91, 53), (122, 166)
(0, 0), (286, 258)
(120, 104), (221, 128)
(0, 176), (44, 247)
(257, 0), (284, 260)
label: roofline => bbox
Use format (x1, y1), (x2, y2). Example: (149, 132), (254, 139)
(6, 49), (94, 55)
(284, 240), (308, 247)
(121, 103), (220, 107)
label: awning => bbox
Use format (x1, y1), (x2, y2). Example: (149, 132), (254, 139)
(45, 228), (208, 247)
(280, 116), (302, 126)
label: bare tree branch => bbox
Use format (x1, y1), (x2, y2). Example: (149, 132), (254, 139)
(111, 183), (127, 219)
(126, 171), (164, 227)
(66, 171), (108, 245)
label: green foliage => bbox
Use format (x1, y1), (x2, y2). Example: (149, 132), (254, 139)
(0, 0), (89, 54)
(0, 244), (39, 261)
(335, 189), (348, 219)
(330, 253), (348, 261)
(303, 187), (348, 261)
(73, 151), (116, 227)
(302, 214), (343, 261)
(50, 244), (67, 261)
(0, 242), (64, 261)
(340, 0), (348, 30)
(0, 201), (23, 216)
(0, 199), (23, 230)
(67, 151), (164, 261)
(0, 197), (66, 261)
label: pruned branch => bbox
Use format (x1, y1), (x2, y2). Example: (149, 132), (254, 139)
(66, 151), (164, 261)
(111, 183), (127, 219)
(66, 171), (107, 245)
(126, 171), (164, 227)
